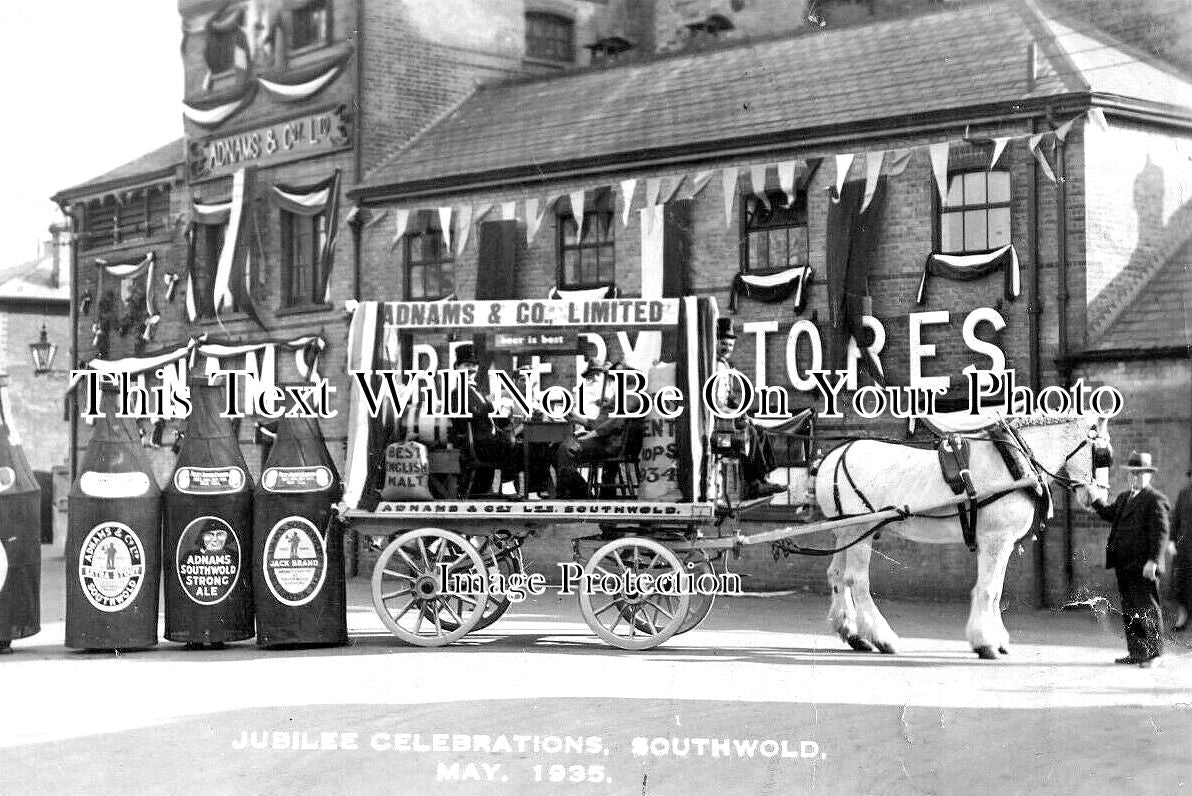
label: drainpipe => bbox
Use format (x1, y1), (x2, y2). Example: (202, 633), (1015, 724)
(60, 207), (80, 482)
(1027, 117), (1045, 607)
(1054, 115), (1075, 602)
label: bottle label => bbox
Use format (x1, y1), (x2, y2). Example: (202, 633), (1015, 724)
(175, 516), (242, 605)
(80, 471), (151, 499)
(174, 466), (246, 495)
(0, 466), (14, 493)
(263, 516), (327, 607)
(261, 466), (332, 494)
(79, 521), (146, 612)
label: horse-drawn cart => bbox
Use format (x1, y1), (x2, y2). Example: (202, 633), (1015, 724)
(337, 296), (1108, 655)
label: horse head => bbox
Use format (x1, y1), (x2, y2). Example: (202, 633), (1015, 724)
(1010, 413), (1112, 503)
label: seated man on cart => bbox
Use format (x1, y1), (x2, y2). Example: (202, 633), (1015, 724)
(449, 343), (523, 495)
(714, 318), (785, 500)
(555, 361), (646, 499)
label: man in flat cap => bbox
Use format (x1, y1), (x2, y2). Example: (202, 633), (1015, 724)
(1087, 450), (1170, 667)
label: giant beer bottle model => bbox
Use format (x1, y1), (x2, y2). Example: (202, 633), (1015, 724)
(66, 385), (161, 650)
(0, 375), (41, 652)
(163, 379), (254, 646)
(253, 414), (346, 646)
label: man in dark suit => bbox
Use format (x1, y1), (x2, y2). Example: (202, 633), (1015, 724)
(1088, 450), (1171, 667)
(555, 362), (645, 499)
(449, 343), (521, 495)
(1169, 472), (1192, 631)
(713, 318), (783, 499)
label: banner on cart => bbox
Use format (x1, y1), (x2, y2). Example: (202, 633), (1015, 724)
(380, 299), (679, 329)
(370, 500), (715, 520)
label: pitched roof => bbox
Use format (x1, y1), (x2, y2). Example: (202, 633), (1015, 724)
(357, 0), (1192, 197)
(54, 138), (185, 201)
(0, 249), (70, 305)
(1092, 239), (1192, 352)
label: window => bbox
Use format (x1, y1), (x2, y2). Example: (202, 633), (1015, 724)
(741, 190), (809, 273)
(939, 170), (1011, 254)
(81, 188), (171, 250)
(192, 222), (226, 318)
(526, 12), (574, 62)
(557, 192), (615, 289)
(404, 212), (454, 300)
(291, 0), (331, 51)
(281, 210), (327, 307)
(205, 27), (240, 74)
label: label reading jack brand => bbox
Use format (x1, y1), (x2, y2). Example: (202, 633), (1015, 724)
(263, 517), (327, 606)
(261, 466), (332, 493)
(175, 516), (242, 605)
(174, 466), (246, 495)
(79, 522), (146, 612)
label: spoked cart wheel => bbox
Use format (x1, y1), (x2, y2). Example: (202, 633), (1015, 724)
(438, 532), (525, 633)
(371, 528), (491, 647)
(578, 537), (691, 651)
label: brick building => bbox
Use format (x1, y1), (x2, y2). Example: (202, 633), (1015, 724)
(55, 0), (1192, 606)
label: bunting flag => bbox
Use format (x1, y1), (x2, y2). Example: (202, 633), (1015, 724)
(525, 198), (544, 243)
(213, 168), (267, 329)
(364, 208), (389, 228)
(437, 207), (453, 252)
(833, 154), (854, 200)
(644, 178), (662, 207)
(749, 165), (771, 210)
(929, 143), (950, 204)
(729, 265), (813, 313)
(861, 151), (884, 214)
(454, 204), (474, 256)
(1054, 115), (1078, 143)
(721, 168), (738, 227)
(391, 209), (411, 249)
(618, 180), (636, 226)
(778, 161), (798, 206)
(885, 148), (913, 176)
(1088, 107), (1109, 132)
(1028, 132), (1057, 182)
(501, 201), (517, 221)
(690, 171), (714, 198)
(916, 244), (1021, 305)
(473, 202), (494, 225)
(569, 191), (585, 240)
(989, 137), (1011, 170)
(662, 175), (686, 204)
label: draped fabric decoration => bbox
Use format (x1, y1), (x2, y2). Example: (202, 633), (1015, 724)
(79, 289), (93, 316)
(163, 273), (180, 303)
(182, 89), (255, 128)
(67, 339), (196, 394)
(256, 47), (352, 103)
(211, 168), (268, 329)
(548, 285), (618, 301)
(95, 252), (159, 343)
(633, 204), (667, 371)
(729, 265), (813, 313)
(342, 300), (382, 510)
(674, 296), (716, 503)
(827, 178), (887, 381)
(916, 244), (1021, 304)
(272, 169), (343, 304)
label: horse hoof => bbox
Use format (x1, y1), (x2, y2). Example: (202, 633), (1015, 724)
(975, 646), (998, 660)
(874, 641), (897, 655)
(846, 634), (875, 652)
(998, 645), (1010, 656)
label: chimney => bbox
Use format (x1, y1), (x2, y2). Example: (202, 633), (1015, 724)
(48, 222), (70, 291)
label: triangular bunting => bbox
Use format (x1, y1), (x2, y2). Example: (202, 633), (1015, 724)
(364, 208), (388, 228)
(501, 201), (517, 220)
(391, 209), (410, 249)
(620, 179), (637, 226)
(929, 143), (950, 205)
(570, 190), (585, 240)
(661, 174), (686, 204)
(834, 154), (855, 200)
(886, 148), (913, 176)
(1055, 116), (1078, 142)
(1029, 132), (1057, 182)
(437, 207), (453, 253)
(777, 161), (798, 206)
(1088, 107), (1109, 132)
(690, 171), (715, 198)
(989, 137), (1011, 170)
(721, 167), (738, 227)
(750, 165), (771, 210)
(473, 202), (494, 224)
(644, 178), (662, 207)
(861, 151), (884, 214)
(455, 204), (474, 256)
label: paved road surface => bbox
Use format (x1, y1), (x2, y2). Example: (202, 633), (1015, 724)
(2, 550), (1190, 795)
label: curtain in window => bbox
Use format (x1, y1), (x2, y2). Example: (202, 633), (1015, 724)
(272, 170), (342, 304)
(915, 244), (1021, 304)
(212, 168), (268, 329)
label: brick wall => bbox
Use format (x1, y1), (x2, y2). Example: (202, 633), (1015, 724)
(1, 307), (70, 472)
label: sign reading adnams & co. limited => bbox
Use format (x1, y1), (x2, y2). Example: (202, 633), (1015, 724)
(187, 104), (351, 182)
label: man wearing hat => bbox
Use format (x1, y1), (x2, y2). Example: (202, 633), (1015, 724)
(714, 317), (783, 500)
(1087, 450), (1171, 667)
(449, 343), (522, 495)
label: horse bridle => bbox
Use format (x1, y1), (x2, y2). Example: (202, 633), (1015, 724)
(994, 420), (1112, 494)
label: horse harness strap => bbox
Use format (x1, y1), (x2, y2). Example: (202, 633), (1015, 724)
(937, 434), (980, 551)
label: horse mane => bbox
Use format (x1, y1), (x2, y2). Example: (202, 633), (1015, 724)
(1006, 414), (1087, 430)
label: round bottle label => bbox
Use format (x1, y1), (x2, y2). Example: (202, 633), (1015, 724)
(261, 466), (332, 493)
(0, 466), (15, 493)
(79, 522), (146, 612)
(174, 466), (246, 495)
(263, 517), (327, 607)
(175, 516), (242, 605)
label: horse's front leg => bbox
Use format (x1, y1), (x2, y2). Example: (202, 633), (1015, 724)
(827, 544), (871, 651)
(966, 532), (1016, 659)
(845, 536), (901, 654)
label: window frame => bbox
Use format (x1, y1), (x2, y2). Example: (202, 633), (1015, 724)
(280, 209), (327, 309)
(290, 0), (333, 55)
(525, 11), (575, 63)
(555, 192), (616, 291)
(81, 188), (171, 251)
(403, 212), (455, 301)
(936, 169), (1012, 255)
(205, 27), (241, 76)
(739, 188), (810, 275)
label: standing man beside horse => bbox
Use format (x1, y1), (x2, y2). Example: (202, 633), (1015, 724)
(1086, 450), (1170, 668)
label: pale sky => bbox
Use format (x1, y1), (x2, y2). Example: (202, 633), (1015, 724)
(0, 1), (183, 267)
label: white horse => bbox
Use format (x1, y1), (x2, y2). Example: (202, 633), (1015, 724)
(815, 413), (1110, 659)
